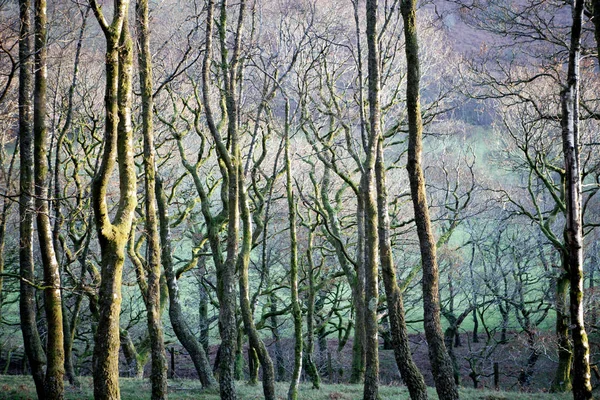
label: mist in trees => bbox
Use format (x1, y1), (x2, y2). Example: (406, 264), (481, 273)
(0, 0), (599, 400)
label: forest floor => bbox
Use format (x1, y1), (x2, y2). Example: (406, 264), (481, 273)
(0, 375), (575, 400)
(159, 332), (587, 393)
(2, 331), (598, 398)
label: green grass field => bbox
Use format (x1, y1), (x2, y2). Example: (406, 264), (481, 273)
(0, 375), (573, 400)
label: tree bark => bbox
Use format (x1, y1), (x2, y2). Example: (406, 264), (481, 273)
(238, 171), (276, 400)
(552, 272), (573, 392)
(19, 0), (47, 396)
(401, 1), (459, 399)
(561, 2), (592, 397)
(363, 1), (381, 399)
(201, 1), (237, 397)
(33, 0), (65, 397)
(89, 1), (137, 398)
(319, 166), (365, 384)
(136, 0), (168, 398)
(305, 227), (321, 389)
(593, 0), (600, 67)
(285, 102), (302, 400)
(376, 139), (428, 400)
(53, 7), (89, 387)
(156, 177), (217, 388)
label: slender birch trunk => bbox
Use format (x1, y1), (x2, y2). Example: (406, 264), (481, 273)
(561, 1), (592, 397)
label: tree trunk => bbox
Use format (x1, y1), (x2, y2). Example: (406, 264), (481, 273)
(552, 272), (572, 392)
(235, 326), (245, 381)
(156, 177), (217, 388)
(89, 1), (137, 398)
(270, 294), (285, 381)
(19, 0), (47, 396)
(0, 140), (16, 349)
(593, 0), (600, 68)
(238, 172), (276, 400)
(34, 0), (65, 397)
(561, 2), (592, 397)
(305, 228), (321, 389)
(517, 331), (539, 387)
(199, 286), (209, 355)
(363, 1), (381, 399)
(120, 330), (144, 378)
(201, 1), (237, 397)
(401, 1), (459, 399)
(136, 1), (168, 397)
(320, 166), (364, 384)
(52, 5), (89, 389)
(376, 139), (428, 400)
(285, 102), (302, 400)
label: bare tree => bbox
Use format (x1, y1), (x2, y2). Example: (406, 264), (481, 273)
(401, 0), (459, 399)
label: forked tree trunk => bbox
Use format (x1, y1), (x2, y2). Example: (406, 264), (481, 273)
(400, 1), (459, 399)
(19, 0), (47, 396)
(201, 1), (237, 397)
(89, 1), (137, 398)
(136, 0), (168, 398)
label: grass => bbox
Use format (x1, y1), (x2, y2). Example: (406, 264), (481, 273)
(0, 375), (573, 400)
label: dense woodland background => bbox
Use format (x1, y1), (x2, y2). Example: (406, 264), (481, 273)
(0, 0), (599, 399)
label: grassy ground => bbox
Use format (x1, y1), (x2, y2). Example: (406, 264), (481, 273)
(0, 375), (573, 400)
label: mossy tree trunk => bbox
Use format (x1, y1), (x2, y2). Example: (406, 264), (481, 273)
(363, 1), (381, 399)
(202, 1), (238, 398)
(304, 225), (321, 389)
(552, 272), (572, 392)
(400, 1), (459, 399)
(156, 177), (217, 388)
(33, 0), (65, 397)
(135, 0), (168, 398)
(238, 167), (276, 399)
(19, 0), (47, 396)
(318, 166), (365, 385)
(0, 135), (17, 326)
(89, 1), (137, 398)
(52, 7), (89, 388)
(285, 102), (303, 400)
(376, 139), (428, 400)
